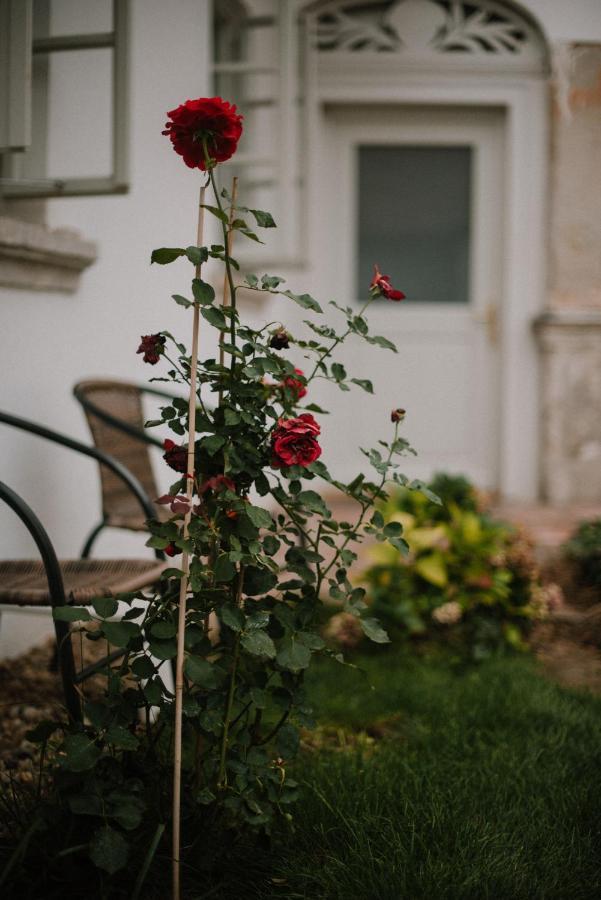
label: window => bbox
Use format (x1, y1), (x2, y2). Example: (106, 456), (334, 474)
(0, 0), (129, 199)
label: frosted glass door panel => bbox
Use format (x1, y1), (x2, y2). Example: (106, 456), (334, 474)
(357, 146), (471, 303)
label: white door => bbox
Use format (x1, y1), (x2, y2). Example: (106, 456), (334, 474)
(313, 105), (505, 490)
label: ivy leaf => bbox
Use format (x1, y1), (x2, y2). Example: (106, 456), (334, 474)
(192, 279), (215, 304)
(276, 638), (312, 673)
(360, 617), (390, 644)
(92, 596), (118, 618)
(249, 208), (276, 228)
(351, 378), (374, 394)
(89, 826), (129, 875)
(201, 306), (227, 330)
(241, 630), (276, 659)
(184, 655), (219, 689)
(58, 734), (102, 772)
(281, 290), (322, 313)
(53, 606), (91, 622)
(150, 247), (185, 265)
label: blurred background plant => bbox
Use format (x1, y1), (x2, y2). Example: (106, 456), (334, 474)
(358, 473), (545, 659)
(562, 519), (601, 594)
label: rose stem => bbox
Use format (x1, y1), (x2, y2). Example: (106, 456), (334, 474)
(218, 175), (238, 403)
(172, 180), (206, 900)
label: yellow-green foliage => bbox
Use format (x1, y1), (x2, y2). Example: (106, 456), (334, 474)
(362, 474), (542, 658)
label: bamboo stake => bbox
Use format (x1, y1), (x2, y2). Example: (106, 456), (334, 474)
(218, 175), (238, 376)
(172, 181), (206, 900)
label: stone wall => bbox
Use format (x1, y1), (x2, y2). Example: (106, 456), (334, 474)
(537, 44), (601, 503)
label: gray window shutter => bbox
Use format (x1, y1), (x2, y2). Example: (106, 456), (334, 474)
(0, 0), (33, 152)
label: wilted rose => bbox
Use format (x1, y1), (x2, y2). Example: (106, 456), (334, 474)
(370, 265), (406, 302)
(162, 439), (188, 473)
(137, 333), (165, 365)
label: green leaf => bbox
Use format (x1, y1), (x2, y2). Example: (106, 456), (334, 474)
(245, 505), (273, 529)
(360, 617), (390, 644)
(241, 630), (276, 659)
(184, 655), (218, 689)
(105, 725), (139, 751)
(366, 333), (397, 352)
(261, 274), (285, 290)
(214, 553), (236, 583)
(200, 433), (226, 456)
(201, 306), (227, 330)
(150, 620), (176, 639)
(172, 294), (193, 308)
(196, 787), (217, 805)
(351, 378), (374, 394)
(224, 408), (240, 426)
(262, 535), (280, 556)
(59, 734), (102, 772)
(192, 278), (215, 304)
(131, 656), (155, 679)
(185, 245), (209, 266)
(92, 596), (118, 618)
(245, 273), (259, 288)
(246, 610), (270, 631)
(383, 521), (403, 538)
(297, 631), (325, 651)
(102, 620), (139, 648)
(249, 208), (276, 228)
(150, 247), (185, 265)
(415, 553), (448, 587)
(201, 204), (229, 224)
(276, 723), (300, 759)
(243, 566), (278, 596)
(276, 638), (312, 673)
(250, 687), (267, 708)
(281, 290), (322, 313)
(220, 603), (245, 631)
(331, 362), (346, 382)
(89, 826), (129, 875)
(53, 606), (91, 622)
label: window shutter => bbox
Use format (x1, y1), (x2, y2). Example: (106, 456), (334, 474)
(0, 0), (33, 153)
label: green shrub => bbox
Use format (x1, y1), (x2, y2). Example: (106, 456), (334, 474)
(361, 473), (542, 658)
(563, 519), (601, 589)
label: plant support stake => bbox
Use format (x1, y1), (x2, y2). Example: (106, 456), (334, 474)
(172, 181), (206, 900)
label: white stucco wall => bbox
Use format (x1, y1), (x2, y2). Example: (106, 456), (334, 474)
(2, 0), (601, 659)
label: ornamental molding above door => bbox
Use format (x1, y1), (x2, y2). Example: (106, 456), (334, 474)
(306, 0), (546, 69)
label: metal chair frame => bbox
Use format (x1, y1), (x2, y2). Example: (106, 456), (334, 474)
(0, 410), (164, 721)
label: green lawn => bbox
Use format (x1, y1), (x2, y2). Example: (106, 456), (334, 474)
(210, 649), (601, 899)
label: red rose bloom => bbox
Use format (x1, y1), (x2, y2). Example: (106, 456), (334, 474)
(281, 368), (307, 401)
(163, 439), (188, 473)
(199, 474), (236, 495)
(137, 333), (165, 365)
(271, 414), (321, 469)
(370, 265), (406, 302)
(162, 96), (243, 170)
(165, 542), (182, 558)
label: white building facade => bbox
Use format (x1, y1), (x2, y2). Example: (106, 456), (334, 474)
(1, 0), (601, 652)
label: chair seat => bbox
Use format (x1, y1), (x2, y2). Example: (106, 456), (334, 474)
(0, 559), (167, 607)
(106, 504), (171, 532)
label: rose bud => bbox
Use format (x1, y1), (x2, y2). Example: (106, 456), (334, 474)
(391, 408), (406, 423)
(370, 265), (406, 302)
(164, 543), (182, 558)
(137, 333), (166, 365)
(269, 328), (291, 350)
(280, 368), (307, 400)
(162, 439), (188, 473)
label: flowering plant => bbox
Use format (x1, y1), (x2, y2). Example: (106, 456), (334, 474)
(46, 97), (425, 893)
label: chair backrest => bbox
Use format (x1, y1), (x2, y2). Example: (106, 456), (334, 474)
(73, 380), (161, 524)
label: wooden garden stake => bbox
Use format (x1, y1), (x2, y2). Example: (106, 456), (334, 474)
(219, 175), (238, 377)
(172, 181), (206, 900)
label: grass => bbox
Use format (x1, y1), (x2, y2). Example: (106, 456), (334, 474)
(207, 649), (601, 899)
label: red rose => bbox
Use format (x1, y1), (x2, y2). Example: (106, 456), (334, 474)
(271, 414), (321, 469)
(370, 265), (406, 302)
(280, 368), (307, 401)
(199, 474), (236, 495)
(162, 96), (243, 170)
(163, 439), (188, 473)
(165, 542), (182, 558)
(137, 333), (165, 365)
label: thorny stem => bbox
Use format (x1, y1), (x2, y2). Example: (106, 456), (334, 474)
(208, 167), (238, 381)
(217, 564), (244, 788)
(306, 297), (373, 383)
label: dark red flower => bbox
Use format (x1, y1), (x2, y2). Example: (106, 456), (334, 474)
(163, 439), (188, 473)
(391, 408), (406, 423)
(199, 474), (236, 495)
(271, 414), (321, 469)
(162, 96), (243, 170)
(137, 333), (165, 365)
(165, 542), (182, 558)
(269, 328), (291, 350)
(280, 368), (307, 401)
(370, 265), (406, 302)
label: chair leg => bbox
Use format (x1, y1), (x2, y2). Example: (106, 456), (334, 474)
(80, 520), (106, 559)
(53, 617), (82, 722)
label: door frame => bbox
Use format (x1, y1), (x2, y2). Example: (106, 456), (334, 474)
(306, 68), (548, 502)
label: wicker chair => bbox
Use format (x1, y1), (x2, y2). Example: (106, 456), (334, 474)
(0, 411), (167, 721)
(73, 379), (174, 557)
